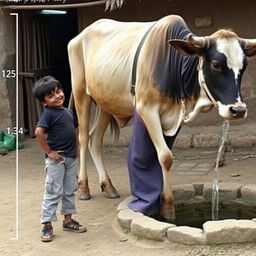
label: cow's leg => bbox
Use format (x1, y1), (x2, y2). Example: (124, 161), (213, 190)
(137, 107), (175, 220)
(68, 41), (92, 200)
(75, 91), (92, 200)
(88, 106), (120, 199)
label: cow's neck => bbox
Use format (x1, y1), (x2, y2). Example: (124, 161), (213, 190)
(179, 55), (200, 100)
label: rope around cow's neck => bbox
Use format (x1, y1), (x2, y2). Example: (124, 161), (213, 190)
(197, 56), (219, 108)
(181, 56), (218, 122)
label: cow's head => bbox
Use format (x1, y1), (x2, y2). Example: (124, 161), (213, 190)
(169, 30), (256, 120)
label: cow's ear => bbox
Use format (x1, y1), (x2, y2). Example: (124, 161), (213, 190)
(240, 38), (256, 58)
(244, 47), (256, 58)
(169, 39), (204, 56)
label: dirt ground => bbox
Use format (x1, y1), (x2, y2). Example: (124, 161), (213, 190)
(1, 138), (256, 256)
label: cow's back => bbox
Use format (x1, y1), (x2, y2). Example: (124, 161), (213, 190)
(68, 19), (154, 117)
(69, 16), (186, 119)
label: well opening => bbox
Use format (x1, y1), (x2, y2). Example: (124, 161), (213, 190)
(116, 183), (256, 245)
(152, 201), (256, 229)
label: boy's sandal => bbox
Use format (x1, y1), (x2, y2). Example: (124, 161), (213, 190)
(41, 225), (53, 242)
(63, 219), (87, 233)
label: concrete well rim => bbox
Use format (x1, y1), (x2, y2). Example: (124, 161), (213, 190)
(116, 183), (256, 245)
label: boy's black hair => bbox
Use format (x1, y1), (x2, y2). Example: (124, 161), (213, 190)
(33, 75), (63, 102)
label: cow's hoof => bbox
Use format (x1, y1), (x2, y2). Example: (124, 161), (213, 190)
(101, 183), (120, 199)
(160, 212), (176, 222)
(78, 193), (91, 200)
(104, 191), (120, 199)
(160, 203), (175, 222)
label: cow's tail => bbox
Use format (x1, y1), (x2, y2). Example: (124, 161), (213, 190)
(110, 116), (120, 144)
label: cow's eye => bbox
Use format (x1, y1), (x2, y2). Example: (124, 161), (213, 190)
(211, 60), (222, 72)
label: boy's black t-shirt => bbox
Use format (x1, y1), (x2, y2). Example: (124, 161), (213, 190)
(37, 107), (78, 157)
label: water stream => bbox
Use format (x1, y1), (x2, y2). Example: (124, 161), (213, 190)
(211, 120), (230, 220)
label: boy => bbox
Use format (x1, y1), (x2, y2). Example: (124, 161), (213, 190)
(33, 76), (87, 242)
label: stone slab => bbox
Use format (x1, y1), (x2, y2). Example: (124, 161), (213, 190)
(241, 185), (256, 205)
(167, 226), (205, 245)
(117, 209), (144, 230)
(193, 183), (204, 196)
(116, 196), (131, 213)
(203, 182), (242, 201)
(130, 215), (175, 241)
(192, 134), (220, 148)
(173, 184), (195, 202)
(173, 134), (193, 149)
(230, 135), (256, 148)
(203, 219), (256, 244)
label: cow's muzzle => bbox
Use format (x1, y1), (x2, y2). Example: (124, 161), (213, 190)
(218, 102), (247, 120)
(230, 106), (247, 119)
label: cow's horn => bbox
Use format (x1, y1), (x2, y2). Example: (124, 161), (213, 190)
(187, 34), (210, 49)
(239, 38), (256, 49)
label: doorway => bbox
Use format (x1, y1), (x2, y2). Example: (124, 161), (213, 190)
(48, 9), (78, 107)
(19, 9), (78, 137)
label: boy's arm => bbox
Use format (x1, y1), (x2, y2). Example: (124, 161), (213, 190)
(35, 126), (63, 162)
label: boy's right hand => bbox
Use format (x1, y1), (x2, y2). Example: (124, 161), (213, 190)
(47, 150), (64, 162)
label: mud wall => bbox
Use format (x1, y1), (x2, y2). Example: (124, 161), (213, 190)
(0, 10), (16, 132)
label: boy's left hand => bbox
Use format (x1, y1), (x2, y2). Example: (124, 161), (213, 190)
(47, 150), (64, 162)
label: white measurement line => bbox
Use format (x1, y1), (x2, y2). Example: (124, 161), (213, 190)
(10, 12), (19, 241)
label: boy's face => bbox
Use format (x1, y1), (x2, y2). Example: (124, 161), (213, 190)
(43, 87), (65, 109)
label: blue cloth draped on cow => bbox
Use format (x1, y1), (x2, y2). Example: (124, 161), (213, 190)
(127, 19), (200, 214)
(128, 111), (179, 214)
(152, 19), (200, 101)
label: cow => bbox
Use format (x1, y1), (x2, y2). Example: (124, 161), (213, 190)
(68, 15), (256, 219)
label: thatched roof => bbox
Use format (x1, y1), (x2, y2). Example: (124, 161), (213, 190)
(1, 0), (126, 11)
(105, 0), (125, 10)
